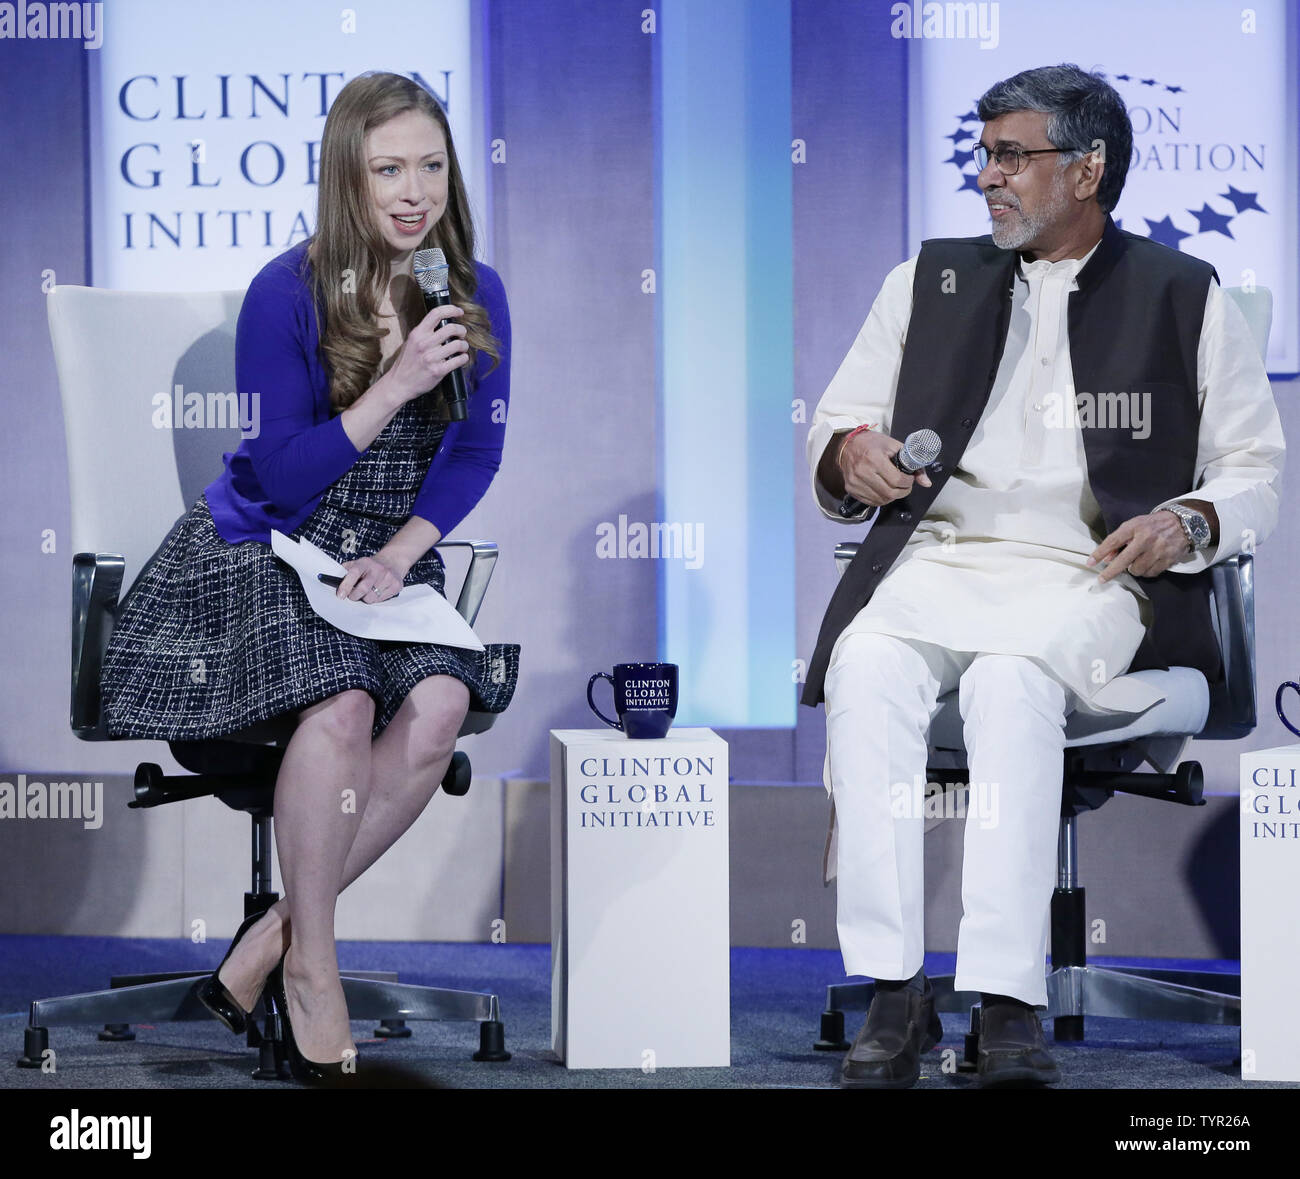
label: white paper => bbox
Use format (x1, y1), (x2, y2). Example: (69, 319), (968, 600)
(271, 530), (485, 651)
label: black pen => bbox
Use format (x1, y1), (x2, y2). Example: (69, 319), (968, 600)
(317, 573), (399, 598)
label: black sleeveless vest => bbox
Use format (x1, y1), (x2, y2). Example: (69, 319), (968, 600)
(802, 215), (1220, 707)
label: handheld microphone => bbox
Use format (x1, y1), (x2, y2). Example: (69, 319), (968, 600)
(412, 247), (469, 422)
(839, 428), (942, 518)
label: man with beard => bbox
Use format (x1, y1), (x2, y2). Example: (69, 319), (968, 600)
(802, 64), (1284, 1088)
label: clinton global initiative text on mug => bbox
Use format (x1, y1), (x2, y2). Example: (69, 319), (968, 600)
(587, 663), (679, 740)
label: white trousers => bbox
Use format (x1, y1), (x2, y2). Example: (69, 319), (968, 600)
(824, 631), (1072, 1007)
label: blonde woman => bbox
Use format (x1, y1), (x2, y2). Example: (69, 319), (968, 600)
(102, 71), (517, 1084)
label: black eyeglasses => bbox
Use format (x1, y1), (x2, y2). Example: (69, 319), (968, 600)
(973, 143), (1079, 176)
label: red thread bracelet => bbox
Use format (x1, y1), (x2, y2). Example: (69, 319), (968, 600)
(837, 422), (878, 478)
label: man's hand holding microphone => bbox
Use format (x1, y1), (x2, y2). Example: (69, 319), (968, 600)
(820, 425), (940, 517)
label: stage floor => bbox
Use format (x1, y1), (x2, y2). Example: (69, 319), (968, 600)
(0, 937), (1290, 1090)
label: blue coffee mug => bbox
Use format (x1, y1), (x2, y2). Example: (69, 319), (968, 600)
(587, 663), (679, 740)
(1276, 681), (1300, 739)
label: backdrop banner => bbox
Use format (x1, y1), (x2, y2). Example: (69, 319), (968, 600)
(905, 0), (1297, 373)
(89, 0), (479, 291)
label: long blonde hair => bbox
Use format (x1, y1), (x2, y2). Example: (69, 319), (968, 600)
(307, 71), (499, 412)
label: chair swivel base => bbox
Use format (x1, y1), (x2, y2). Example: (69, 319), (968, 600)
(17, 971), (511, 1072)
(813, 977), (983, 1050)
(1045, 964), (1239, 1041)
(813, 967), (1238, 1052)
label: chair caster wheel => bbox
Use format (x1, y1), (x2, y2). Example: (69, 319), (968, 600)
(1054, 1014), (1084, 1042)
(814, 1009), (850, 1051)
(959, 1005), (979, 1072)
(17, 1026), (49, 1068)
(473, 1019), (511, 1061)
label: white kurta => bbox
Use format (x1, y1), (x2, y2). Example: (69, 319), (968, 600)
(808, 239), (1285, 718)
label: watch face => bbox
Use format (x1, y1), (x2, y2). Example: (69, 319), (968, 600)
(1176, 508), (1211, 549)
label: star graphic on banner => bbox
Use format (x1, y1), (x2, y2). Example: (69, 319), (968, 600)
(1145, 215), (1191, 250)
(946, 147), (975, 168)
(1114, 219), (1124, 232)
(959, 109), (980, 122)
(1219, 185), (1267, 214)
(959, 171), (983, 193)
(947, 127), (974, 143)
(1188, 203), (1235, 238)
(1104, 72), (1186, 95)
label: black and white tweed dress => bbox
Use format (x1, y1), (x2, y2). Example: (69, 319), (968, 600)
(100, 396), (519, 741)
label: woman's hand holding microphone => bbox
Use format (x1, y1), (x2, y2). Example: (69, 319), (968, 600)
(339, 304), (472, 455)
(383, 304), (471, 404)
(333, 305), (473, 602)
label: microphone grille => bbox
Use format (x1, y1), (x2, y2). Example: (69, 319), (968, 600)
(901, 428), (942, 470)
(412, 247), (449, 297)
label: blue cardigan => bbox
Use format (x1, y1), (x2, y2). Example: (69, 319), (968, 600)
(204, 239), (510, 545)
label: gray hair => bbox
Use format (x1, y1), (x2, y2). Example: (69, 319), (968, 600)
(977, 64), (1132, 213)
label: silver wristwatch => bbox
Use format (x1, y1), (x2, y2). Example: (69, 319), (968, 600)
(1159, 504), (1212, 553)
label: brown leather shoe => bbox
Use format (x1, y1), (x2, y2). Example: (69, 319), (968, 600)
(976, 1001), (1060, 1087)
(840, 977), (943, 1089)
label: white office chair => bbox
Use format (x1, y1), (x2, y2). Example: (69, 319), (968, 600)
(815, 286), (1270, 1058)
(20, 285), (511, 1076)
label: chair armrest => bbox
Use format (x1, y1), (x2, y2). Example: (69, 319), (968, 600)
(69, 542), (500, 742)
(432, 539), (499, 626)
(71, 552), (125, 740)
(834, 541), (860, 579)
(1202, 554), (1256, 739)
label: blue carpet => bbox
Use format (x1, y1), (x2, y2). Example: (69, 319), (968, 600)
(0, 935), (1290, 1091)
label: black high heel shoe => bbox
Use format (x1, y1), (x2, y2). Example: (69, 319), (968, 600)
(195, 909), (271, 1034)
(268, 951), (356, 1086)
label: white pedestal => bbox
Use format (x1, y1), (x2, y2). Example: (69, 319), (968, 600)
(550, 727), (730, 1069)
(1239, 744), (1300, 1083)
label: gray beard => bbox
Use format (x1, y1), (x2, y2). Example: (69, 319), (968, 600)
(990, 206), (1041, 250)
(990, 170), (1070, 250)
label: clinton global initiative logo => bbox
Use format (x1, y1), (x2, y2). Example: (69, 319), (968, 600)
(1243, 765), (1300, 842)
(115, 69), (452, 252)
(943, 71), (1268, 251)
(576, 755), (717, 831)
